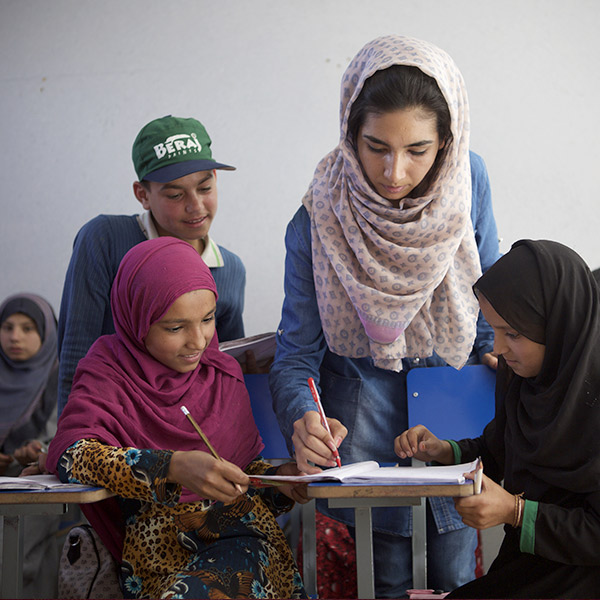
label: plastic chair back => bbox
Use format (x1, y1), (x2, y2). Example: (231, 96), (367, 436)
(406, 365), (496, 439)
(406, 365), (496, 589)
(244, 373), (290, 461)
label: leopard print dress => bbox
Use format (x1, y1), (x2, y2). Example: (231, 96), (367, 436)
(58, 439), (306, 599)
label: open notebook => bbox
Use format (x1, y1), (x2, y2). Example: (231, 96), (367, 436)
(250, 459), (479, 486)
(0, 474), (94, 491)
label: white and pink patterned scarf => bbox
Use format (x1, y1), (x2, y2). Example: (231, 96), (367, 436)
(303, 35), (481, 371)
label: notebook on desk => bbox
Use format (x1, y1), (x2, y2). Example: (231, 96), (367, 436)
(0, 474), (95, 492)
(250, 459), (478, 486)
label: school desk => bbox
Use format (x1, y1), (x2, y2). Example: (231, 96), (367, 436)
(0, 487), (114, 599)
(306, 481), (474, 599)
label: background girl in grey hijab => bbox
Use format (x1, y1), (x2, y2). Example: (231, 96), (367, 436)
(0, 292), (58, 472)
(0, 292), (60, 599)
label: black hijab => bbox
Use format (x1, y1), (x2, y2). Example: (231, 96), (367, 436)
(474, 240), (600, 497)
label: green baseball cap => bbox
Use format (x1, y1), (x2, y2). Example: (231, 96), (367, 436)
(132, 115), (235, 182)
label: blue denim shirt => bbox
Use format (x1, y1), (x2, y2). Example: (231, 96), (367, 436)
(269, 152), (501, 536)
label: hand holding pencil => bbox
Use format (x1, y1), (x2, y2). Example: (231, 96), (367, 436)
(165, 406), (248, 502)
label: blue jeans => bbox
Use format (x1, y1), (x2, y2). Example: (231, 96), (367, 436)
(349, 502), (477, 599)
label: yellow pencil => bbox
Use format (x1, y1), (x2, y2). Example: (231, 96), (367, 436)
(180, 405), (243, 494)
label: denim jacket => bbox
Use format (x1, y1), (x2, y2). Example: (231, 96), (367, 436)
(269, 152), (501, 536)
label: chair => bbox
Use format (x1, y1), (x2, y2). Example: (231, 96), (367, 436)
(244, 374), (289, 460)
(406, 365), (495, 441)
(244, 374), (317, 597)
(406, 365), (495, 589)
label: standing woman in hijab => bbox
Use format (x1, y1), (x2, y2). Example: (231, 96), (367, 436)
(269, 34), (501, 597)
(0, 293), (58, 474)
(396, 239), (600, 598)
(47, 237), (307, 600)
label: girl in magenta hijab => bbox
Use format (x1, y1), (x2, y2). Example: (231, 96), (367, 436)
(47, 237), (307, 599)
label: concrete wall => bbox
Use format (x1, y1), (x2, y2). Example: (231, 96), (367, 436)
(2, 0), (599, 333)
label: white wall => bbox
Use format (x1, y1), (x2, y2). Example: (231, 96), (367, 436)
(1, 0), (599, 335)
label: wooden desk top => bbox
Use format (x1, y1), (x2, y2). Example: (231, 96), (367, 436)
(307, 482), (474, 499)
(0, 487), (114, 505)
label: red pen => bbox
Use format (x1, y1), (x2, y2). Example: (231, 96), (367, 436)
(308, 377), (342, 468)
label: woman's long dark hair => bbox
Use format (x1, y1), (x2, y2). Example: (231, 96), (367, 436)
(348, 65), (452, 198)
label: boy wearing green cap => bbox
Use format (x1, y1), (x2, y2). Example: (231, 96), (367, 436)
(57, 116), (246, 415)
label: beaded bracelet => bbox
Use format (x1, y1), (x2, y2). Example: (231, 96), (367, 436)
(512, 492), (524, 528)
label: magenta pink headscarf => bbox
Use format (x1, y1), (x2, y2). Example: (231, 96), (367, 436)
(47, 237), (263, 559)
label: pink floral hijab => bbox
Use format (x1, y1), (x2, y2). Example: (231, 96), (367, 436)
(303, 35), (481, 370)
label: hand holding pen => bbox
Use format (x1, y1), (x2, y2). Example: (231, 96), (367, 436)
(307, 377), (342, 468)
(289, 381), (347, 473)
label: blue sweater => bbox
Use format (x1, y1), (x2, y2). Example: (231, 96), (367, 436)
(57, 214), (246, 415)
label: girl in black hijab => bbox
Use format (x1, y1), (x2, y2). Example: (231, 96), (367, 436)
(395, 239), (600, 598)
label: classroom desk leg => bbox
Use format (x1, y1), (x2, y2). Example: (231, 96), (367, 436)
(1, 515), (24, 599)
(0, 504), (66, 600)
(411, 498), (427, 589)
(354, 505), (375, 599)
(328, 497), (421, 600)
(301, 500), (317, 598)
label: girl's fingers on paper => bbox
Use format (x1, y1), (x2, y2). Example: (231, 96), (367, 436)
(465, 462), (484, 481)
(394, 434), (412, 458)
(20, 464), (41, 476)
(38, 451), (48, 473)
(463, 468), (479, 482)
(394, 425), (429, 458)
(14, 440), (43, 465)
(276, 461), (307, 478)
(19, 452), (49, 476)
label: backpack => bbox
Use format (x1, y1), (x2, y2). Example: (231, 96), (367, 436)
(58, 524), (122, 599)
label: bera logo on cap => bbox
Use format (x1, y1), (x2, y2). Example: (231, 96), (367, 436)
(132, 116), (235, 183)
(153, 133), (202, 159)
